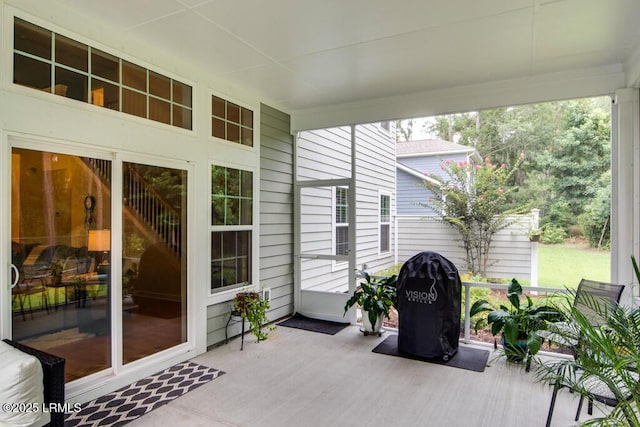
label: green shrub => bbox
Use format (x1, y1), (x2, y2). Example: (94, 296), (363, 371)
(374, 263), (402, 277)
(540, 223), (566, 244)
(579, 188), (610, 249)
(567, 225), (583, 238)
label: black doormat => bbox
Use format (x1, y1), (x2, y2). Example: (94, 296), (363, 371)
(372, 334), (489, 372)
(277, 313), (349, 335)
(65, 361), (224, 426)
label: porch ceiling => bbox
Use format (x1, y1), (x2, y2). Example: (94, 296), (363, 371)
(45, 0), (640, 128)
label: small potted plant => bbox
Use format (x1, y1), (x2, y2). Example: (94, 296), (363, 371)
(233, 291), (270, 342)
(48, 260), (65, 286)
(470, 278), (564, 369)
(527, 227), (543, 242)
(343, 272), (397, 335)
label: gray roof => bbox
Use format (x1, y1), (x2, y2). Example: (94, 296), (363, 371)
(396, 139), (476, 157)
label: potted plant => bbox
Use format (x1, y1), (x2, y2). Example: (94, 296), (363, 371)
(48, 260), (65, 286)
(527, 226), (543, 242)
(233, 291), (270, 342)
(343, 272), (397, 335)
(539, 255), (640, 426)
(470, 278), (564, 369)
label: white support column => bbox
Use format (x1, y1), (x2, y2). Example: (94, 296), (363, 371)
(612, 89), (639, 307)
(530, 209), (539, 288)
(292, 133), (301, 315)
(349, 124), (357, 300)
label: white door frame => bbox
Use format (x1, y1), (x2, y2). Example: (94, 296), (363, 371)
(1, 133), (197, 402)
(294, 179), (355, 322)
(293, 125), (358, 323)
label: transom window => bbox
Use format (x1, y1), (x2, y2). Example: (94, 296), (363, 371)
(211, 95), (253, 146)
(13, 17), (193, 130)
(211, 165), (253, 292)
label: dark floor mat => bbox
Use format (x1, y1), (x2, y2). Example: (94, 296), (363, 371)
(277, 313), (349, 335)
(372, 334), (489, 372)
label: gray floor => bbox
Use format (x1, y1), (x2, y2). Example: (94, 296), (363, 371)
(130, 325), (604, 427)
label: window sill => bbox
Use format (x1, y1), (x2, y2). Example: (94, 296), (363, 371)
(207, 283), (257, 306)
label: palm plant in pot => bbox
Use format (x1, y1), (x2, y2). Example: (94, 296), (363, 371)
(536, 256), (640, 426)
(470, 278), (564, 370)
(343, 272), (397, 335)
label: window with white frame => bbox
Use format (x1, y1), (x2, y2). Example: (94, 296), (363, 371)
(379, 193), (391, 253)
(335, 187), (349, 256)
(13, 18), (193, 130)
(211, 95), (253, 146)
(211, 165), (253, 292)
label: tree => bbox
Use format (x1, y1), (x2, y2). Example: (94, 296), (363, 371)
(419, 157), (526, 277)
(580, 171), (611, 248)
(426, 113), (477, 146)
(395, 119), (414, 142)
(537, 99), (610, 223)
(421, 98), (611, 243)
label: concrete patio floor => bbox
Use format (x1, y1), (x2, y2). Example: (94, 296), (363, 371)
(129, 324), (604, 427)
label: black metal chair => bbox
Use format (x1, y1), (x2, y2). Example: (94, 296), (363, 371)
(12, 275), (50, 321)
(544, 279), (625, 427)
(542, 279), (625, 354)
(574, 368), (638, 422)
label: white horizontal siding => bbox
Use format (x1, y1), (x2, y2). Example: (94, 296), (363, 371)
(354, 124), (396, 274)
(296, 126), (352, 181)
(296, 123), (397, 292)
(397, 215), (533, 280)
(257, 105), (295, 330)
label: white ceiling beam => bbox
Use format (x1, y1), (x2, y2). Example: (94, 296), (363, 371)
(291, 64), (626, 132)
(625, 46), (640, 89)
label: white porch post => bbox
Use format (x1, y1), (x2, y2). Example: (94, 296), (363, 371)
(293, 133), (301, 315)
(530, 209), (539, 288)
(348, 125), (357, 324)
(612, 88), (639, 306)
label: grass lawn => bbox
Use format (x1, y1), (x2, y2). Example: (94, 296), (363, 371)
(536, 241), (610, 289)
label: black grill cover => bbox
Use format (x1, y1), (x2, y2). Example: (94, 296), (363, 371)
(397, 251), (461, 360)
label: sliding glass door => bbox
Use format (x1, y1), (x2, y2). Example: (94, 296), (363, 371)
(10, 148), (112, 382)
(9, 145), (189, 382)
(121, 162), (187, 364)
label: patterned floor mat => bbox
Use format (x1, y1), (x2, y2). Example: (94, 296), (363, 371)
(65, 361), (224, 426)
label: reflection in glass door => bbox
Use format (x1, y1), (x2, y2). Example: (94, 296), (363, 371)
(11, 148), (112, 382)
(122, 162), (187, 364)
(10, 148), (189, 382)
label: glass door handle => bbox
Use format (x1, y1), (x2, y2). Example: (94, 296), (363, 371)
(11, 264), (19, 288)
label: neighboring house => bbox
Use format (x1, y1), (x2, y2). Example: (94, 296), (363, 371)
(396, 139), (481, 215)
(395, 139), (531, 280)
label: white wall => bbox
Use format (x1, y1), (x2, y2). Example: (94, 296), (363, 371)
(296, 123), (396, 292)
(0, 1), (268, 401)
(397, 215), (532, 280)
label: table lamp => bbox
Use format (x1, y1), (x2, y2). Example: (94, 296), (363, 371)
(88, 229), (111, 274)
